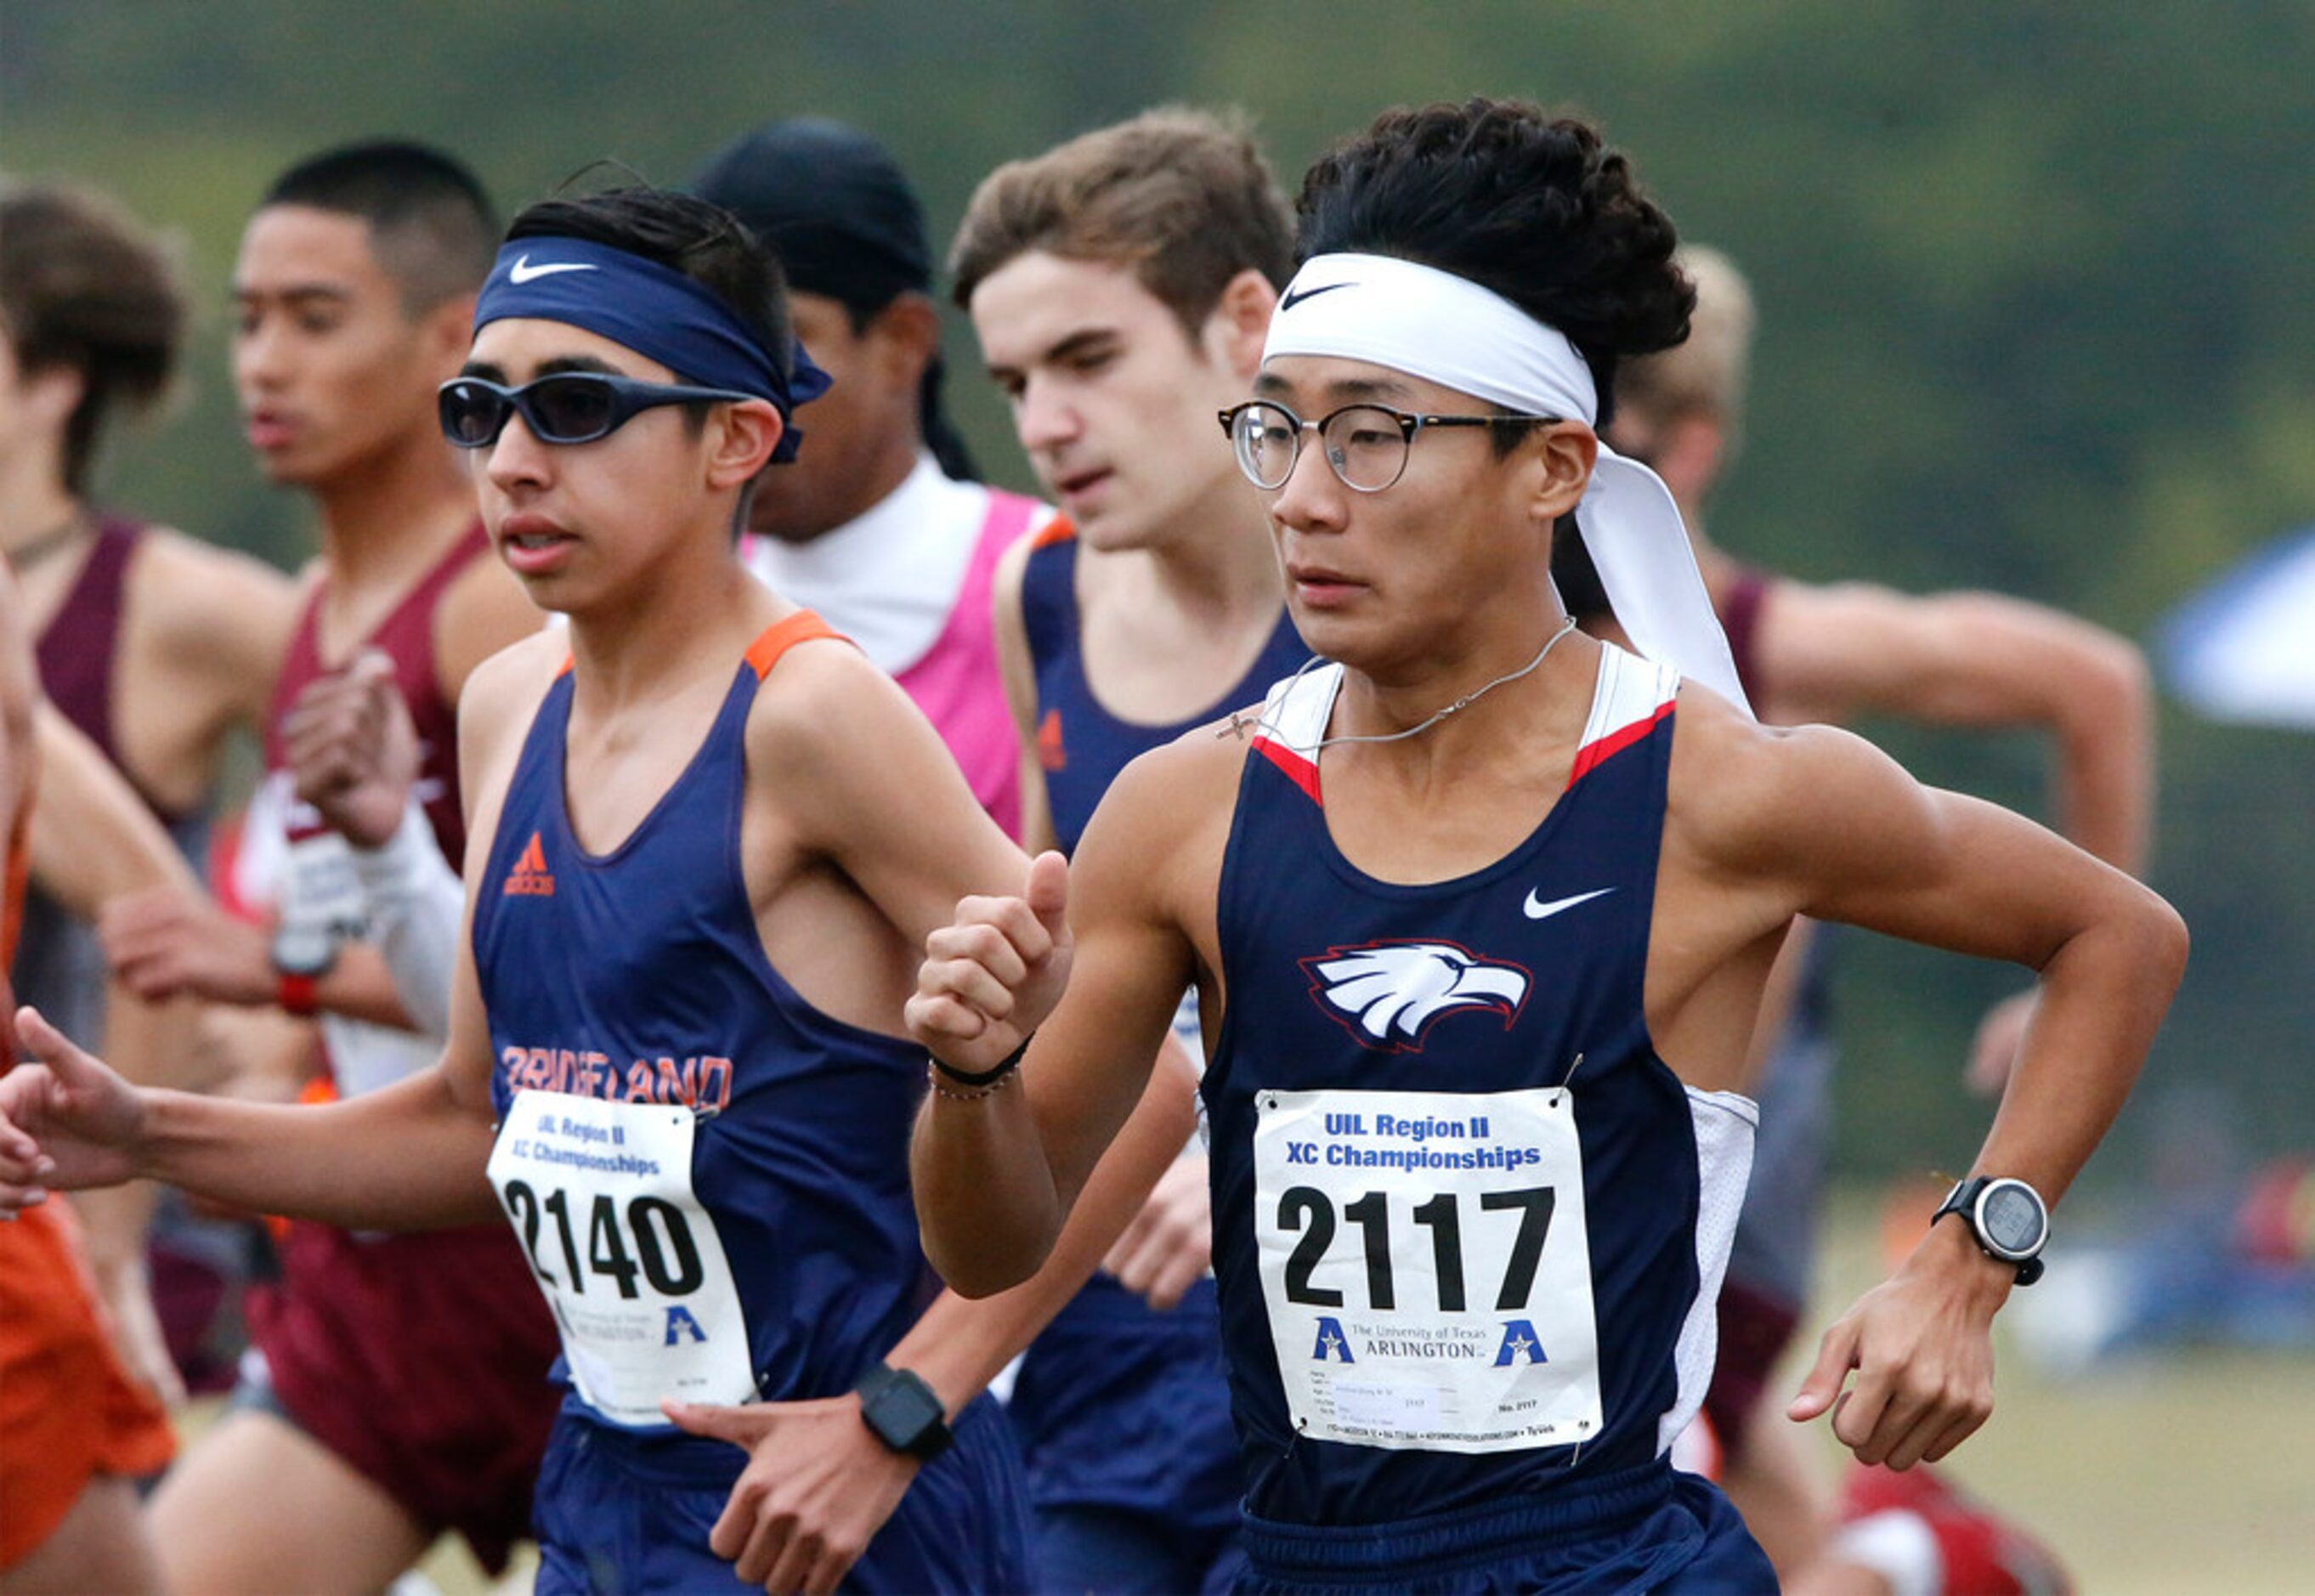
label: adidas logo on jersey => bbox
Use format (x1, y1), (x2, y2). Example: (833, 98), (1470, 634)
(503, 831), (556, 897)
(1301, 939), (1530, 1053)
(1037, 708), (1067, 773)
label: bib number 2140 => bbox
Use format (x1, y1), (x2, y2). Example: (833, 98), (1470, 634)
(487, 1089), (756, 1426)
(499, 1182), (705, 1300)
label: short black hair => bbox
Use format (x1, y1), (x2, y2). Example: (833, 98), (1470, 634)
(502, 185), (798, 388)
(261, 139), (498, 311)
(1296, 99), (1693, 443)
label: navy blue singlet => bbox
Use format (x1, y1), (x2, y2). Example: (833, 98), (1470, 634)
(473, 614), (1030, 1593)
(1207, 642), (1757, 1539)
(1019, 521), (1309, 854)
(475, 615), (936, 1435)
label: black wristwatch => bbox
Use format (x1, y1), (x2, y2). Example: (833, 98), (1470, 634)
(269, 920), (341, 1018)
(854, 1362), (954, 1462)
(1933, 1175), (2049, 1286)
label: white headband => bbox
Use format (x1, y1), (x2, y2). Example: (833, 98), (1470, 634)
(1263, 251), (1752, 717)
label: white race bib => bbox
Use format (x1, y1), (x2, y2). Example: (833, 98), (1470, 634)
(487, 1090), (756, 1426)
(1254, 1087), (1602, 1454)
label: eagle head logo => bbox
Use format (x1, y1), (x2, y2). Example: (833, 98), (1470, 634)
(1300, 939), (1531, 1053)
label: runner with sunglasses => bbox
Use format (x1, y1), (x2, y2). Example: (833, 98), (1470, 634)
(907, 99), (2186, 1591)
(0, 182), (1199, 1596)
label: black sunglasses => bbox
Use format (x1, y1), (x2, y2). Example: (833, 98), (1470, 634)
(438, 372), (759, 449)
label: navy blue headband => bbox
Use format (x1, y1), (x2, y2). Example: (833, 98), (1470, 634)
(473, 237), (831, 463)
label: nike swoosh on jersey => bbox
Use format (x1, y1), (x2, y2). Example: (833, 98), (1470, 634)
(1280, 280), (1355, 313)
(508, 255), (597, 284)
(1522, 886), (1616, 920)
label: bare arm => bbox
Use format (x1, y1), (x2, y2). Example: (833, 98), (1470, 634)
(1760, 583), (2154, 873)
(24, 664), (208, 1402)
(1684, 708), (2183, 1203)
(761, 638), (1032, 953)
(909, 739), (1223, 1297)
(1669, 704), (2186, 1466)
(889, 1041), (1201, 1411)
(0, 639), (562, 1228)
(137, 528), (300, 761)
(991, 534), (1059, 854)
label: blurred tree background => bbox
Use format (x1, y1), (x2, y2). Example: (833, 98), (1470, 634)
(4, 0), (2310, 1186)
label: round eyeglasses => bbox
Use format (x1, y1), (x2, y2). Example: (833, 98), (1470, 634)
(439, 372), (759, 450)
(1219, 399), (1560, 493)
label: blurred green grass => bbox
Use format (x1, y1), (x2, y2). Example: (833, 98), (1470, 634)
(1796, 1189), (2315, 1593)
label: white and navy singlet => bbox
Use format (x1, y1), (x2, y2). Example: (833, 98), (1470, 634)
(1204, 642), (1757, 1529)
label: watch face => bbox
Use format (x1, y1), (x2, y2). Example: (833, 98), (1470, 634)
(1979, 1181), (2046, 1256)
(880, 1378), (943, 1437)
(270, 921), (337, 976)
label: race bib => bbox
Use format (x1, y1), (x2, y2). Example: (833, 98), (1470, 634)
(487, 1090), (756, 1426)
(1254, 1087), (1602, 1454)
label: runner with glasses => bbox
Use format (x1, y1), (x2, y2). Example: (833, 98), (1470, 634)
(0, 182), (1197, 1596)
(1221, 400), (1560, 494)
(906, 98), (2185, 1592)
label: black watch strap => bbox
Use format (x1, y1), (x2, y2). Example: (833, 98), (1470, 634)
(1933, 1176), (2047, 1286)
(854, 1361), (954, 1462)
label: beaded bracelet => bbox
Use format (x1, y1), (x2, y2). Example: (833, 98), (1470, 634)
(929, 1030), (1033, 1089)
(926, 1061), (1022, 1103)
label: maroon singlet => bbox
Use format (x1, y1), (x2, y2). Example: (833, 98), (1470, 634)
(246, 521), (558, 1572)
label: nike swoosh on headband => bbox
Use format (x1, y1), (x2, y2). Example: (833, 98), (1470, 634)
(1522, 886), (1616, 920)
(508, 255), (599, 285)
(1280, 280), (1355, 313)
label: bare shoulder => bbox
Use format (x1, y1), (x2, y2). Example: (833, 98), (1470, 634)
(1073, 711), (1254, 888)
(435, 553), (546, 701)
(456, 628), (568, 768)
(992, 520), (1037, 609)
(132, 527), (299, 649)
(1665, 681), (1926, 884)
(741, 627), (914, 758)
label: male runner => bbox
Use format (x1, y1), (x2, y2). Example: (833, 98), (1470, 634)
(0, 183), (1203, 1595)
(906, 99), (2186, 1592)
(1592, 246), (2151, 1593)
(696, 116), (1041, 835)
(297, 118), (1050, 1034)
(96, 141), (560, 1595)
(0, 176), (299, 1400)
(948, 106), (1306, 1592)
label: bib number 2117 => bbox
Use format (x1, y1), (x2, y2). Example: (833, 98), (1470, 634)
(1254, 1088), (1602, 1455)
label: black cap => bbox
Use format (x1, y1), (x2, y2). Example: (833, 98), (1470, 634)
(692, 118), (979, 483)
(692, 117), (931, 321)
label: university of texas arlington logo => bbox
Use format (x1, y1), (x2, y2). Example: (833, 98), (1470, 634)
(1300, 939), (1530, 1052)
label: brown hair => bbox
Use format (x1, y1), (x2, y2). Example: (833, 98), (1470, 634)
(0, 182), (186, 496)
(1613, 245), (1754, 434)
(948, 105), (1293, 340)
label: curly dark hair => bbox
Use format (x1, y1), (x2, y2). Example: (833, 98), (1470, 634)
(1295, 98), (1693, 440)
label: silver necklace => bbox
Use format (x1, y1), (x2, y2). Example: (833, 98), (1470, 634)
(1227, 614), (1581, 750)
